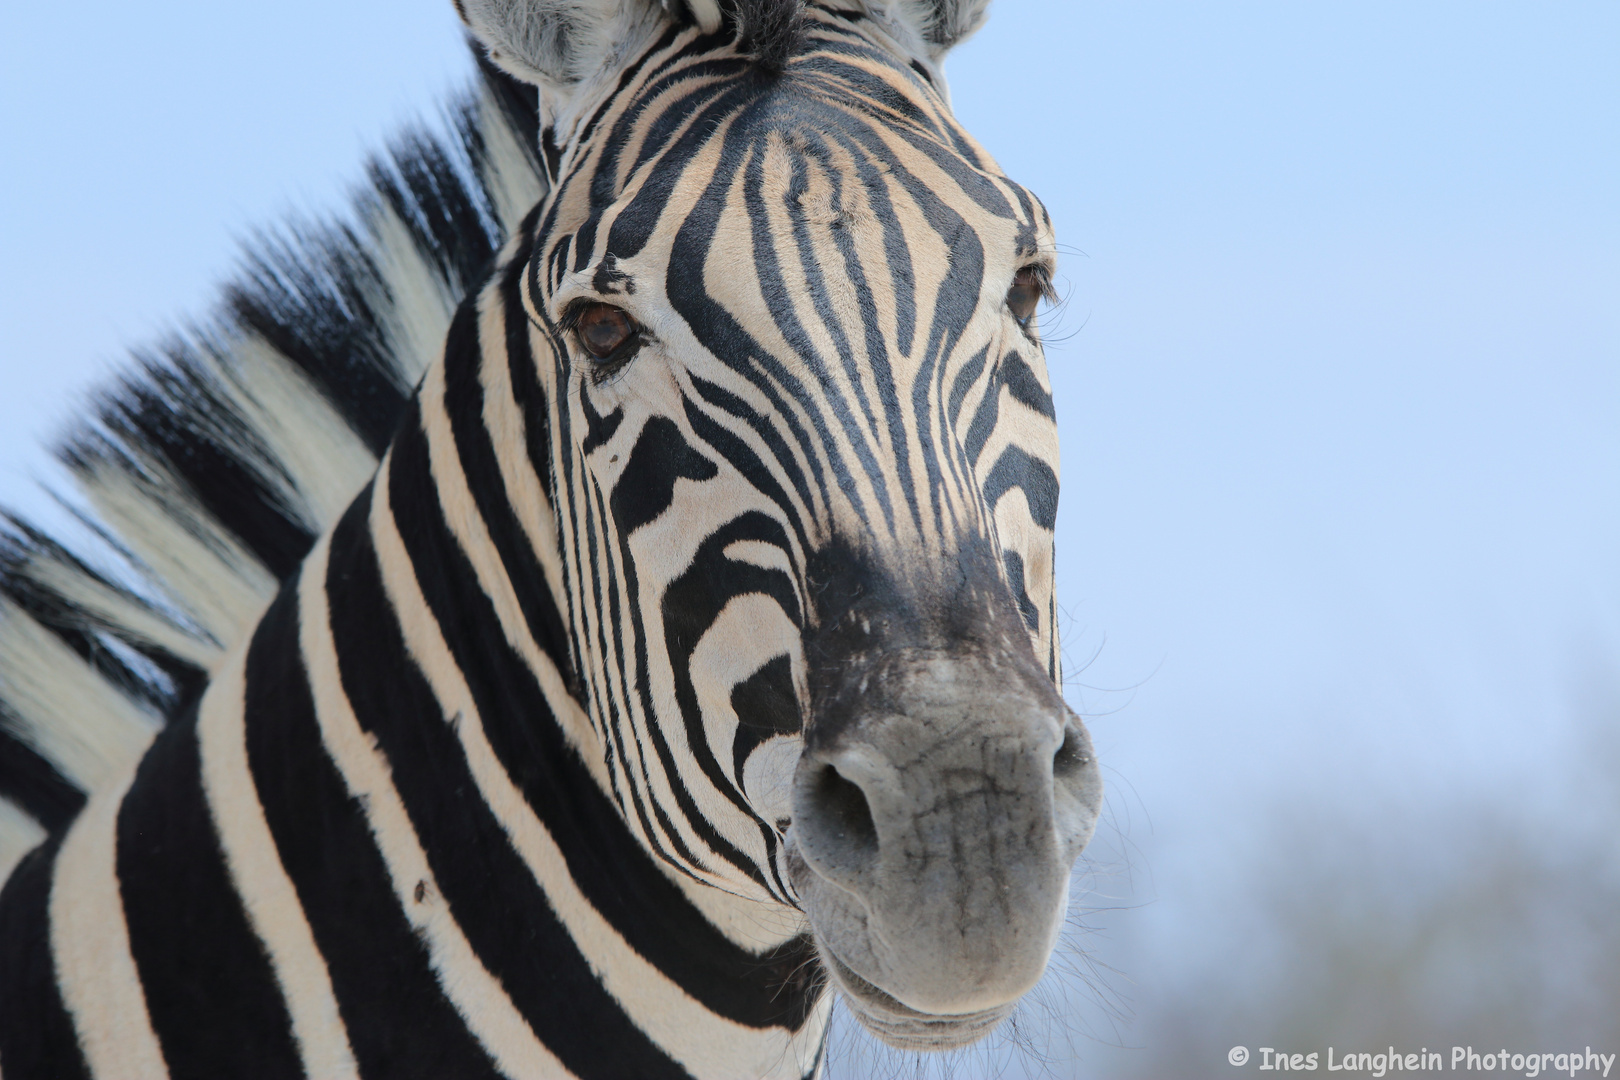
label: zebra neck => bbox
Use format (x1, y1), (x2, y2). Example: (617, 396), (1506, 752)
(246, 337), (828, 1070)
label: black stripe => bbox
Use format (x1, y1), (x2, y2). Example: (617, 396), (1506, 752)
(582, 469), (672, 860)
(443, 285), (577, 693)
(1000, 351), (1055, 419)
(817, 124), (919, 358)
(854, 85), (1017, 220)
(663, 126), (845, 522)
(660, 511), (803, 889)
(602, 422), (775, 889)
(799, 134), (899, 432)
(1000, 550), (1040, 634)
(610, 417), (718, 536)
(585, 449), (704, 873)
(625, 59), (754, 183)
(802, 45), (934, 131)
(571, 23), (694, 192)
(962, 363), (1001, 467)
(579, 396), (625, 456)
(386, 409), (821, 1030)
(325, 457), (691, 1078)
(0, 836), (91, 1080)
(241, 553), (501, 1080)
(591, 65), (758, 267)
(0, 726), (85, 833)
(681, 390), (810, 558)
(116, 705), (304, 1080)
(739, 142), (899, 536)
(901, 151), (987, 544)
(777, 143), (908, 530)
(730, 655), (799, 785)
(982, 446), (1059, 531)
(686, 374), (815, 536)
(944, 344), (994, 525)
(946, 345), (991, 429)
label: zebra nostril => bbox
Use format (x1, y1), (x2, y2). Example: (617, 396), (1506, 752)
(1053, 723), (1090, 780)
(819, 765), (877, 850)
(807, 763), (878, 867)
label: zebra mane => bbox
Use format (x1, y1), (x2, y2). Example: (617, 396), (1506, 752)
(719, 0), (809, 72)
(0, 54), (547, 882)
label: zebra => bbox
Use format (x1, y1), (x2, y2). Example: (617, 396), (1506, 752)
(0, 0), (1103, 1076)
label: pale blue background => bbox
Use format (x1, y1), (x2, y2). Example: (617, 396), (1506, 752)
(3, 3), (1617, 1075)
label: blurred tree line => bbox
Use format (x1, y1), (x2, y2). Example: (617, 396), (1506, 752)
(1122, 678), (1619, 1077)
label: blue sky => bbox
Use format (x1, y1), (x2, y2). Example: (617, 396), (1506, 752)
(3, 1), (1617, 1071)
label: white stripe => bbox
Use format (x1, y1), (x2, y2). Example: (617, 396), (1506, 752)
(0, 599), (159, 794)
(367, 203), (460, 386)
(74, 450), (277, 653)
(418, 355), (610, 799)
(215, 335), (378, 534)
(296, 517), (573, 1080)
(474, 288), (572, 672)
(477, 87), (549, 236)
(50, 767), (168, 1079)
(197, 646), (360, 1080)
(22, 555), (216, 669)
(371, 427), (828, 1080)
(686, 0), (723, 34)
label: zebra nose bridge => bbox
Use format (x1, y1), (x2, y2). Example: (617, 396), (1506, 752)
(792, 537), (1085, 844)
(793, 646), (1072, 869)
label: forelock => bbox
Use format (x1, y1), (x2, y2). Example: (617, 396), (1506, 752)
(718, 0), (809, 73)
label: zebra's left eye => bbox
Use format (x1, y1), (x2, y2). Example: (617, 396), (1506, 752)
(574, 303), (642, 363)
(1006, 267), (1045, 328)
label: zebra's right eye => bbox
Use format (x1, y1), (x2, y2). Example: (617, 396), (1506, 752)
(1006, 266), (1048, 329)
(574, 303), (641, 363)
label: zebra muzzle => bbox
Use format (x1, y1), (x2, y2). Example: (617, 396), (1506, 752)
(785, 641), (1101, 1045)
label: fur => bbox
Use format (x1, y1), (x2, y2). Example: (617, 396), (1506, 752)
(721, 0), (809, 72)
(893, 0), (988, 52)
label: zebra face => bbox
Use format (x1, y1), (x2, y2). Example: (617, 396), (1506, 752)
(477, 0), (1103, 1051)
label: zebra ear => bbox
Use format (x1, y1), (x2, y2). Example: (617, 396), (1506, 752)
(882, 0), (991, 60)
(454, 0), (671, 92)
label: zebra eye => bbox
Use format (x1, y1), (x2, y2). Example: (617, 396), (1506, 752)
(1006, 267), (1045, 328)
(574, 303), (640, 363)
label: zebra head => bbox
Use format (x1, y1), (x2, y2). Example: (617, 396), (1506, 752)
(461, 0), (1103, 1050)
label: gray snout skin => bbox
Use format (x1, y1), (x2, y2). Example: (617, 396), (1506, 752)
(786, 647), (1103, 1050)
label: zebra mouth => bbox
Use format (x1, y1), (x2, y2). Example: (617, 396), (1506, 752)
(819, 947), (1014, 1051)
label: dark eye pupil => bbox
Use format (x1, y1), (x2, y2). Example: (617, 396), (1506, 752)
(577, 304), (635, 360)
(1006, 268), (1042, 326)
